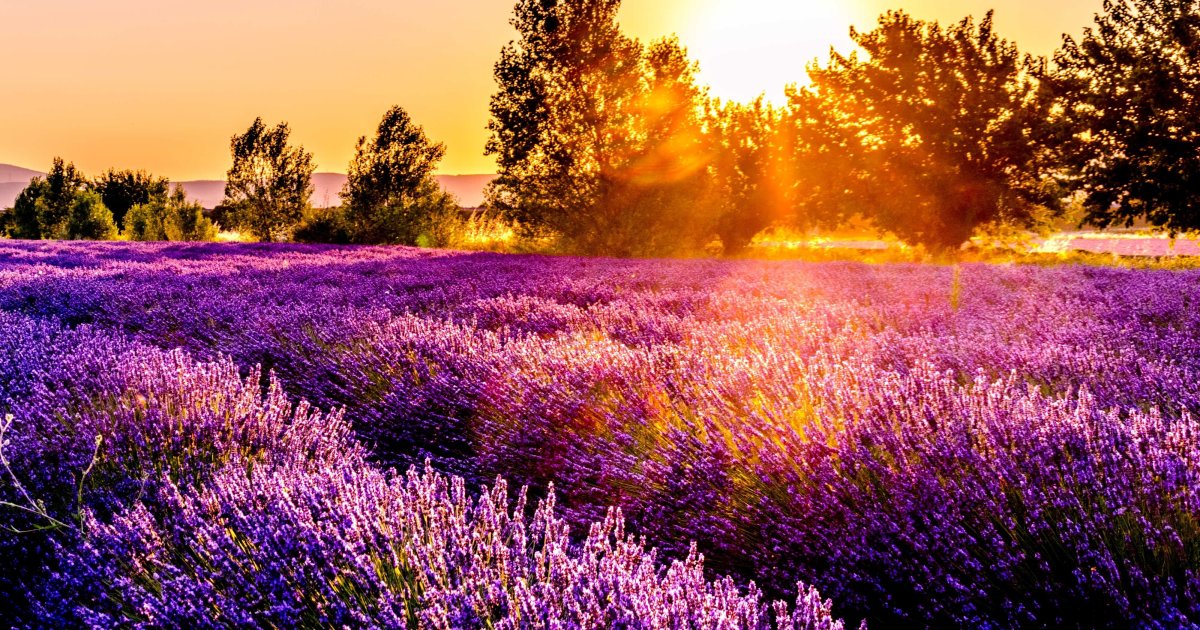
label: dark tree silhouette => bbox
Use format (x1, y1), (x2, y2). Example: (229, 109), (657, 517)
(1050, 0), (1200, 232)
(91, 169), (170, 229)
(805, 11), (1061, 251)
(486, 0), (711, 256)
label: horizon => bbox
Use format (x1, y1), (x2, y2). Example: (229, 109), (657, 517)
(1, 0), (1099, 182)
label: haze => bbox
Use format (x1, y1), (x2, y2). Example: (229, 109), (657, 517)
(0, 0), (1099, 181)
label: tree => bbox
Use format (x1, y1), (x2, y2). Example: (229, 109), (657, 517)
(1050, 0), (1200, 232)
(64, 190), (118, 240)
(11, 158), (87, 239)
(222, 118), (315, 242)
(341, 106), (458, 245)
(125, 186), (216, 242)
(706, 98), (793, 255)
(806, 11), (1061, 251)
(485, 0), (712, 256)
(91, 169), (170, 229)
(9, 158), (117, 240)
(600, 37), (714, 257)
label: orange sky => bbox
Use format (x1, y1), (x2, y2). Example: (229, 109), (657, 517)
(0, 0), (1100, 180)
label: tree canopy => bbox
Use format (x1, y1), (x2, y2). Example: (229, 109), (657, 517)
(124, 186), (216, 242)
(803, 11), (1062, 251)
(341, 106), (458, 245)
(10, 158), (117, 241)
(707, 98), (793, 255)
(485, 0), (712, 256)
(222, 118), (315, 242)
(1050, 0), (1200, 232)
(91, 169), (171, 230)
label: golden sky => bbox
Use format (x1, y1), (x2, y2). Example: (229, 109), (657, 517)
(0, 0), (1100, 179)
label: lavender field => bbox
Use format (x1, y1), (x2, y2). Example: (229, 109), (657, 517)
(0, 241), (1197, 627)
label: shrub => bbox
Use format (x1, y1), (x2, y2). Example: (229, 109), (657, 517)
(124, 188), (216, 242)
(293, 206), (355, 244)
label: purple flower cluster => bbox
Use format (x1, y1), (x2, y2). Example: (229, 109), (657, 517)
(0, 239), (1198, 626)
(46, 460), (848, 629)
(0, 242), (853, 627)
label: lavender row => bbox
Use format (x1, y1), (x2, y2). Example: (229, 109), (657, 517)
(0, 310), (846, 627)
(1, 240), (1198, 625)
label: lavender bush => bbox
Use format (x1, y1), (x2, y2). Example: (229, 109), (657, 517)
(44, 460), (849, 629)
(0, 240), (1197, 626)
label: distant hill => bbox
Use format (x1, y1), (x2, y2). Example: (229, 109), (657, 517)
(0, 164), (492, 210)
(177, 173), (491, 209)
(0, 164), (43, 184)
(438, 175), (493, 209)
(0, 183), (29, 207)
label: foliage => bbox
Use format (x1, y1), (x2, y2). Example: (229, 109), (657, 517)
(340, 106), (460, 245)
(9, 159), (118, 241)
(293, 206), (355, 244)
(124, 186), (216, 242)
(707, 98), (792, 255)
(356, 181), (461, 246)
(10, 158), (87, 240)
(90, 169), (170, 229)
(222, 117), (315, 242)
(803, 11), (1062, 251)
(486, 0), (713, 256)
(342, 106), (445, 211)
(1049, 0), (1200, 232)
(63, 191), (118, 240)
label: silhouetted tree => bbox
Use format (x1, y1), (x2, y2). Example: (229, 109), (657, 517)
(1050, 0), (1200, 232)
(91, 169), (170, 229)
(222, 118), (315, 242)
(341, 106), (458, 244)
(603, 37), (714, 257)
(486, 0), (712, 256)
(707, 98), (792, 255)
(807, 11), (1061, 251)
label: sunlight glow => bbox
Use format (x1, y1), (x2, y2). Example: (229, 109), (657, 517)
(683, 0), (857, 103)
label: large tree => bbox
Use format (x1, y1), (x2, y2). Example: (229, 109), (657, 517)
(485, 0), (711, 256)
(706, 98), (793, 255)
(222, 118), (315, 242)
(341, 106), (457, 245)
(806, 11), (1061, 250)
(1050, 0), (1200, 232)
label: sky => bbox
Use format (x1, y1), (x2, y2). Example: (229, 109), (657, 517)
(0, 0), (1100, 180)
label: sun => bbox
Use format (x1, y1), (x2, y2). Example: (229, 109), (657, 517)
(681, 0), (857, 103)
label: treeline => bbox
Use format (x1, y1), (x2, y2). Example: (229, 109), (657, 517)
(484, 0), (1200, 255)
(4, 0), (1199, 255)
(0, 108), (460, 246)
(0, 161), (215, 242)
